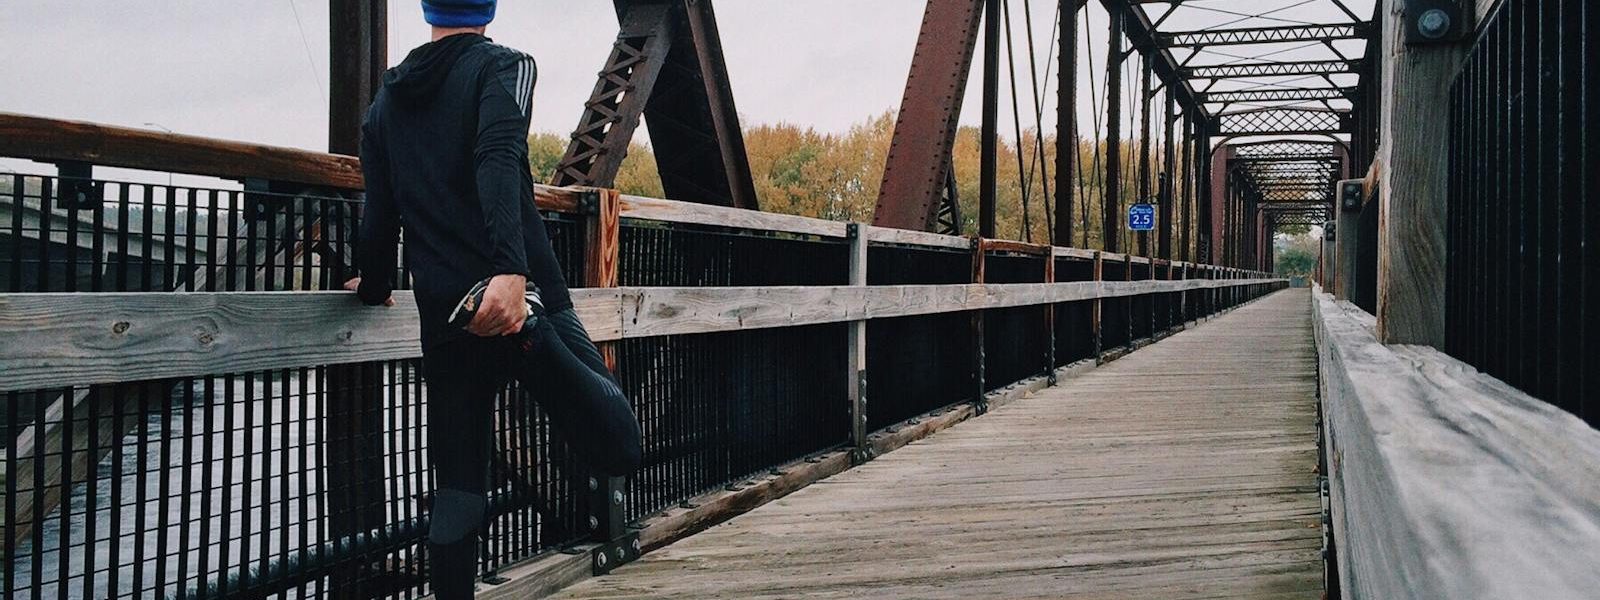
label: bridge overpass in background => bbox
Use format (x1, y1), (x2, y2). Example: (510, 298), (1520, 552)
(2, 0), (1599, 599)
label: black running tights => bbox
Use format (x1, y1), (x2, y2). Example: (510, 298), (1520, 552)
(421, 308), (641, 599)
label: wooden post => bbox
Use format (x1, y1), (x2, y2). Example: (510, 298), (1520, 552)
(1374, 0), (1470, 346)
(1124, 254), (1134, 345)
(1092, 251), (1104, 361)
(1336, 206), (1361, 301)
(1180, 263), (1190, 325)
(1164, 261), (1175, 333)
(584, 189), (622, 370)
(580, 188), (632, 574)
(1044, 251), (1057, 384)
(972, 238), (988, 408)
(847, 224), (870, 462)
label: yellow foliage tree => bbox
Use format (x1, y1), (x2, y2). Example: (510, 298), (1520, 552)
(528, 112), (1200, 253)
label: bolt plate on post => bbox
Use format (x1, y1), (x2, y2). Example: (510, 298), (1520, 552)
(591, 530), (641, 575)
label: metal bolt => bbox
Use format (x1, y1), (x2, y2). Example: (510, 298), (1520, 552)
(596, 552), (609, 567)
(588, 477), (598, 491)
(613, 490), (624, 506)
(1417, 9), (1450, 39)
(614, 548), (626, 562)
(588, 516), (599, 530)
(112, 321), (130, 334)
(632, 538), (642, 552)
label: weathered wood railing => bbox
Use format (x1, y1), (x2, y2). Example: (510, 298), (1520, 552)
(0, 113), (1284, 599)
(1312, 286), (1600, 600)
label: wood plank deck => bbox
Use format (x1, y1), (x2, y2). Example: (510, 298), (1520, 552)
(553, 289), (1323, 599)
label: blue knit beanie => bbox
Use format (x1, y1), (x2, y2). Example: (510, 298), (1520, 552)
(422, 0), (496, 27)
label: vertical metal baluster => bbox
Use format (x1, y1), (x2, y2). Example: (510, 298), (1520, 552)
(4, 392), (16, 599)
(295, 367), (311, 599)
(38, 178), (53, 291)
(184, 189), (198, 291)
(240, 375), (256, 590)
(56, 386), (74, 600)
(8, 174), (23, 291)
(163, 185), (177, 291)
(197, 376), (214, 595)
(129, 382), (149, 599)
(82, 387), (99, 600)
(30, 387), (46, 600)
(217, 374), (234, 598)
(276, 369), (290, 595)
(66, 171), (93, 289)
(258, 371), (274, 584)
(141, 185), (154, 292)
(155, 380), (174, 597)
(177, 379), (194, 594)
(205, 191), (218, 292)
(88, 181), (105, 292)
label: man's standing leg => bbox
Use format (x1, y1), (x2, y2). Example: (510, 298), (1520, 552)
(423, 338), (509, 599)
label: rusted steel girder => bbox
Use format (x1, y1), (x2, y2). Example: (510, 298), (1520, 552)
(872, 0), (986, 232)
(555, 0), (759, 210)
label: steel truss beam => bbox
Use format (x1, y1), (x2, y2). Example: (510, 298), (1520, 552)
(1198, 88), (1356, 103)
(1211, 107), (1348, 136)
(1157, 24), (1367, 48)
(1180, 59), (1363, 79)
(555, 0), (759, 210)
(874, 0), (986, 231)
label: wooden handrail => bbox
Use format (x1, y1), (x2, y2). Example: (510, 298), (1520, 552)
(0, 112), (365, 189)
(0, 112), (1279, 276)
(0, 278), (1286, 392)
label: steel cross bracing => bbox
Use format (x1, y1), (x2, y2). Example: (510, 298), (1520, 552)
(1098, 0), (1374, 267)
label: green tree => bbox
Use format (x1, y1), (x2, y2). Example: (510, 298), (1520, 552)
(1274, 233), (1319, 277)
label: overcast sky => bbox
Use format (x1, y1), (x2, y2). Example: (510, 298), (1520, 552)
(1, 1), (1371, 180)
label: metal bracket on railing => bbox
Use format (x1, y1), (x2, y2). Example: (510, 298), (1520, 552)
(577, 189), (603, 216)
(971, 398), (989, 416)
(850, 446), (877, 466)
(589, 475), (639, 575)
(591, 530), (641, 575)
(54, 160), (103, 209)
(242, 177), (299, 221)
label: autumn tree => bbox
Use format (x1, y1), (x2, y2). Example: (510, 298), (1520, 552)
(527, 111), (1203, 255)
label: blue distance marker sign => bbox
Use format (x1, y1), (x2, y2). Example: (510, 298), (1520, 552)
(1128, 203), (1155, 231)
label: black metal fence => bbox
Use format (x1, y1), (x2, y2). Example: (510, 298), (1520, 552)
(1446, 0), (1596, 426)
(1, 170), (1283, 600)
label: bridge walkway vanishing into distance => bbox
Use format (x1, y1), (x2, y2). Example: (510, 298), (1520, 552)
(553, 290), (1322, 600)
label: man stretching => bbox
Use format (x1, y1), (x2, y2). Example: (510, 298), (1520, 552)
(345, 1), (642, 597)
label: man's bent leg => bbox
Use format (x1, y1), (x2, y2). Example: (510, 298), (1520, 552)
(517, 308), (642, 476)
(424, 340), (508, 599)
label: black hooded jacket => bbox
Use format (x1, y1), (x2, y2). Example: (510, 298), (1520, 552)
(356, 34), (572, 349)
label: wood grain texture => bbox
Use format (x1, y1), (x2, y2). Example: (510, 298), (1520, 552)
(0, 281), (1283, 390)
(618, 194), (848, 238)
(553, 289), (1323, 600)
(585, 188), (622, 370)
(862, 226), (970, 249)
(1373, 0), (1464, 345)
(0, 291), (421, 392)
(1313, 287), (1600, 600)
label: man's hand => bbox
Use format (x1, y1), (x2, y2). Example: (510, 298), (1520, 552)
(467, 274), (528, 337)
(344, 277), (395, 307)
